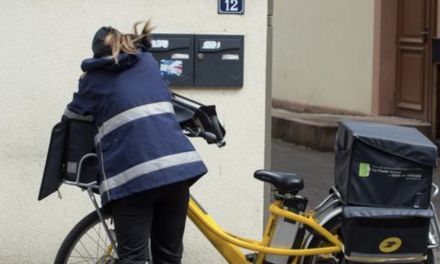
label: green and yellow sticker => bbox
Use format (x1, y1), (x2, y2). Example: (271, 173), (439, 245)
(379, 237), (402, 253)
(358, 163), (371, 177)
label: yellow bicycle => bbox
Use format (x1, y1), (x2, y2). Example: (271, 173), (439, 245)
(51, 94), (440, 264)
(54, 166), (440, 264)
(54, 167), (343, 264)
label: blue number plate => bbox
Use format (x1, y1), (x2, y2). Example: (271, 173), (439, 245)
(219, 0), (245, 14)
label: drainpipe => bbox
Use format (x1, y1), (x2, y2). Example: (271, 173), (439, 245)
(264, 0), (274, 227)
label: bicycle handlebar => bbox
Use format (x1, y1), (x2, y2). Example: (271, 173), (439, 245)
(199, 131), (218, 144)
(210, 115), (224, 143)
(185, 126), (226, 148)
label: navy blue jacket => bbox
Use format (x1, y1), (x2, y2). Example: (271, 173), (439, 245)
(65, 52), (207, 205)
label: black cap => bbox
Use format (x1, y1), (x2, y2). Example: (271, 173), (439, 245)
(92, 26), (118, 58)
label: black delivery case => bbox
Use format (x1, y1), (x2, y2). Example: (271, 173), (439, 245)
(335, 121), (437, 208)
(341, 206), (433, 263)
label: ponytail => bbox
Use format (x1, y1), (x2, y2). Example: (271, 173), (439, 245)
(105, 19), (154, 63)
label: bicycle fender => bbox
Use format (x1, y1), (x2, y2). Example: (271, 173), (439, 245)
(302, 207), (343, 251)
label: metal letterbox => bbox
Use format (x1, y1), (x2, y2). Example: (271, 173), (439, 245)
(195, 35), (244, 87)
(150, 34), (195, 86)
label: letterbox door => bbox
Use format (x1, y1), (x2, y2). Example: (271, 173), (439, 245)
(195, 35), (244, 87)
(150, 34), (195, 86)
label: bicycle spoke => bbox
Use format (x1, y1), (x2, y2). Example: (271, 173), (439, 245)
(85, 231), (108, 253)
(59, 212), (117, 264)
(92, 224), (110, 247)
(68, 255), (98, 264)
(68, 256), (95, 264)
(68, 260), (90, 264)
(71, 248), (92, 263)
(78, 239), (96, 261)
(96, 224), (101, 260)
(70, 256), (96, 263)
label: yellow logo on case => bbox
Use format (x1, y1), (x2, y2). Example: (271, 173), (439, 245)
(379, 237), (402, 253)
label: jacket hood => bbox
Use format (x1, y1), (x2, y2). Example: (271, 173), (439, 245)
(81, 52), (142, 72)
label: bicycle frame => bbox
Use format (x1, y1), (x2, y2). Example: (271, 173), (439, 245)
(188, 185), (440, 264)
(64, 153), (344, 263)
(64, 153), (440, 264)
(188, 196), (342, 264)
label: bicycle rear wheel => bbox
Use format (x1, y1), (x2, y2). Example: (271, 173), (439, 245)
(301, 215), (435, 264)
(54, 210), (117, 264)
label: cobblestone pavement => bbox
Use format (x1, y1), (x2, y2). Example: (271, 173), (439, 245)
(271, 139), (440, 262)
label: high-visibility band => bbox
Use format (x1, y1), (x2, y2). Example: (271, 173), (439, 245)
(94, 135), (100, 146)
(94, 101), (175, 144)
(63, 108), (93, 122)
(100, 151), (202, 195)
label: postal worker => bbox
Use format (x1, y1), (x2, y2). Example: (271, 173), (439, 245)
(63, 20), (207, 264)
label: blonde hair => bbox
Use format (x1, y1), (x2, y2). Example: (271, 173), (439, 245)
(105, 20), (154, 63)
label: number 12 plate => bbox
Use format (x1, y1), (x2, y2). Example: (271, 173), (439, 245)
(218, 0), (245, 15)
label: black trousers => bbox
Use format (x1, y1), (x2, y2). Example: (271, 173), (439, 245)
(109, 180), (190, 264)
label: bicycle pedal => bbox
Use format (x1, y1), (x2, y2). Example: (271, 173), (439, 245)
(245, 253), (256, 263)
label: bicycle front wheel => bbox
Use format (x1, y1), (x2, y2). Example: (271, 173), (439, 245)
(54, 210), (117, 264)
(301, 215), (435, 264)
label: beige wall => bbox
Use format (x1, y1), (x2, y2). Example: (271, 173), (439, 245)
(272, 0), (375, 114)
(0, 1), (269, 263)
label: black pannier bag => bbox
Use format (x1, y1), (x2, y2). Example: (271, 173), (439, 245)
(38, 117), (68, 201)
(63, 120), (98, 183)
(342, 206), (433, 263)
(335, 121), (437, 208)
(38, 118), (98, 201)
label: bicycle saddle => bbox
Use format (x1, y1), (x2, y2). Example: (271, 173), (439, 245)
(254, 170), (304, 195)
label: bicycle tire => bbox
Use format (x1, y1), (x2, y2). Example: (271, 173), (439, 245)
(302, 215), (435, 264)
(54, 210), (117, 264)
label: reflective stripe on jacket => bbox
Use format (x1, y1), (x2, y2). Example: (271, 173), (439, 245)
(66, 52), (207, 205)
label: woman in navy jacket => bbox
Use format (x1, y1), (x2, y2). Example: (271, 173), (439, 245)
(64, 22), (207, 264)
